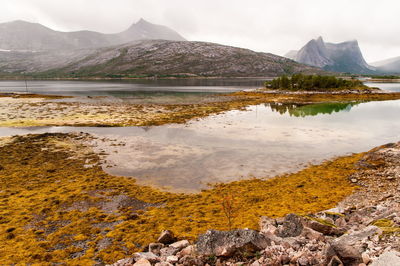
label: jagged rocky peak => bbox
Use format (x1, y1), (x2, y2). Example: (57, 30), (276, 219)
(286, 36), (375, 74)
(294, 37), (332, 68)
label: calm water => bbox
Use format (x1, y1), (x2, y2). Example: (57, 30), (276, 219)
(1, 82), (399, 192)
(365, 82), (400, 92)
(0, 79), (264, 97)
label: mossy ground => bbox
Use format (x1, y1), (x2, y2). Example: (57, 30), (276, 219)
(0, 133), (363, 264)
(372, 219), (400, 235)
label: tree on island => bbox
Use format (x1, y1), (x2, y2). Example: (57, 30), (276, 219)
(265, 74), (365, 91)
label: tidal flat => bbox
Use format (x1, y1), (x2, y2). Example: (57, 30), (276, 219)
(1, 81), (400, 264)
(1, 89), (400, 127)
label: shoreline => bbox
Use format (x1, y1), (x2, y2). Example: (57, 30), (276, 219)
(1, 89), (400, 128)
(0, 132), (398, 264)
(0, 76), (273, 81)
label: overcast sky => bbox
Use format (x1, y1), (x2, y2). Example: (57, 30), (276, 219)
(1, 0), (399, 62)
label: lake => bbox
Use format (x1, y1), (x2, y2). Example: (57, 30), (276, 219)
(1, 81), (399, 192)
(0, 78), (265, 95)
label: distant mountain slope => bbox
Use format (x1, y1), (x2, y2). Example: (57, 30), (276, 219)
(286, 37), (376, 74)
(0, 40), (324, 77)
(0, 19), (186, 51)
(370, 56), (400, 74)
(284, 50), (298, 60)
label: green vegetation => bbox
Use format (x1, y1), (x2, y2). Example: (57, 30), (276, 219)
(265, 74), (366, 91)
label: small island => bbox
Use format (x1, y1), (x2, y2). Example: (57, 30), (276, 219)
(265, 74), (372, 91)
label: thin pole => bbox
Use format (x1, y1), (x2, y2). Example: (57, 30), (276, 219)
(24, 73), (28, 93)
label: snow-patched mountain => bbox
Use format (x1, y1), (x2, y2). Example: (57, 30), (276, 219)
(285, 37), (375, 74)
(0, 19), (186, 51)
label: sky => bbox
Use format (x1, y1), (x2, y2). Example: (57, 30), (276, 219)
(1, 0), (399, 63)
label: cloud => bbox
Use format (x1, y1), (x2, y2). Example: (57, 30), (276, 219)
(0, 0), (399, 62)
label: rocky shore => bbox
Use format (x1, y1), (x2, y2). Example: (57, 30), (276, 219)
(111, 142), (400, 266)
(0, 133), (399, 265)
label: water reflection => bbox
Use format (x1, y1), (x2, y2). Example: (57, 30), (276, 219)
(268, 102), (359, 117)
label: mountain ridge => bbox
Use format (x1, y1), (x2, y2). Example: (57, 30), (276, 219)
(0, 40), (325, 78)
(0, 19), (186, 51)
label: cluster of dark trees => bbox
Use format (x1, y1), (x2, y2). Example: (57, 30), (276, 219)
(265, 74), (364, 90)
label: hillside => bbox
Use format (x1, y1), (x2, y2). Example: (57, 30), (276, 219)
(371, 56), (400, 74)
(286, 37), (376, 74)
(30, 40), (324, 78)
(0, 19), (185, 51)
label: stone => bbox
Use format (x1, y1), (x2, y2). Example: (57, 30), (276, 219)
(298, 256), (310, 265)
(370, 251), (400, 266)
(305, 218), (345, 236)
(160, 246), (178, 257)
(133, 258), (151, 266)
(111, 257), (135, 266)
(177, 245), (195, 257)
(327, 256), (344, 266)
(301, 227), (325, 241)
(169, 240), (190, 250)
(155, 263), (173, 266)
(149, 243), (164, 256)
(335, 217), (347, 227)
(196, 229), (271, 257)
(179, 255), (205, 266)
(259, 216), (277, 234)
(361, 252), (371, 264)
(276, 213), (304, 238)
(157, 230), (176, 244)
(328, 241), (362, 266)
(166, 255), (179, 263)
(133, 252), (160, 263)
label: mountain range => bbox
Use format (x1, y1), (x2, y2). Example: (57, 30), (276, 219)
(0, 40), (322, 77)
(0, 19), (186, 51)
(0, 20), (322, 78)
(1, 19), (399, 77)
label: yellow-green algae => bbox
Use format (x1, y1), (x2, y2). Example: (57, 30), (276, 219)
(0, 133), (363, 264)
(372, 219), (400, 235)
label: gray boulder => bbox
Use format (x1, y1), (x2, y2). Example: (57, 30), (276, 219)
(371, 251), (400, 266)
(196, 229), (271, 257)
(326, 226), (381, 266)
(276, 213), (304, 238)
